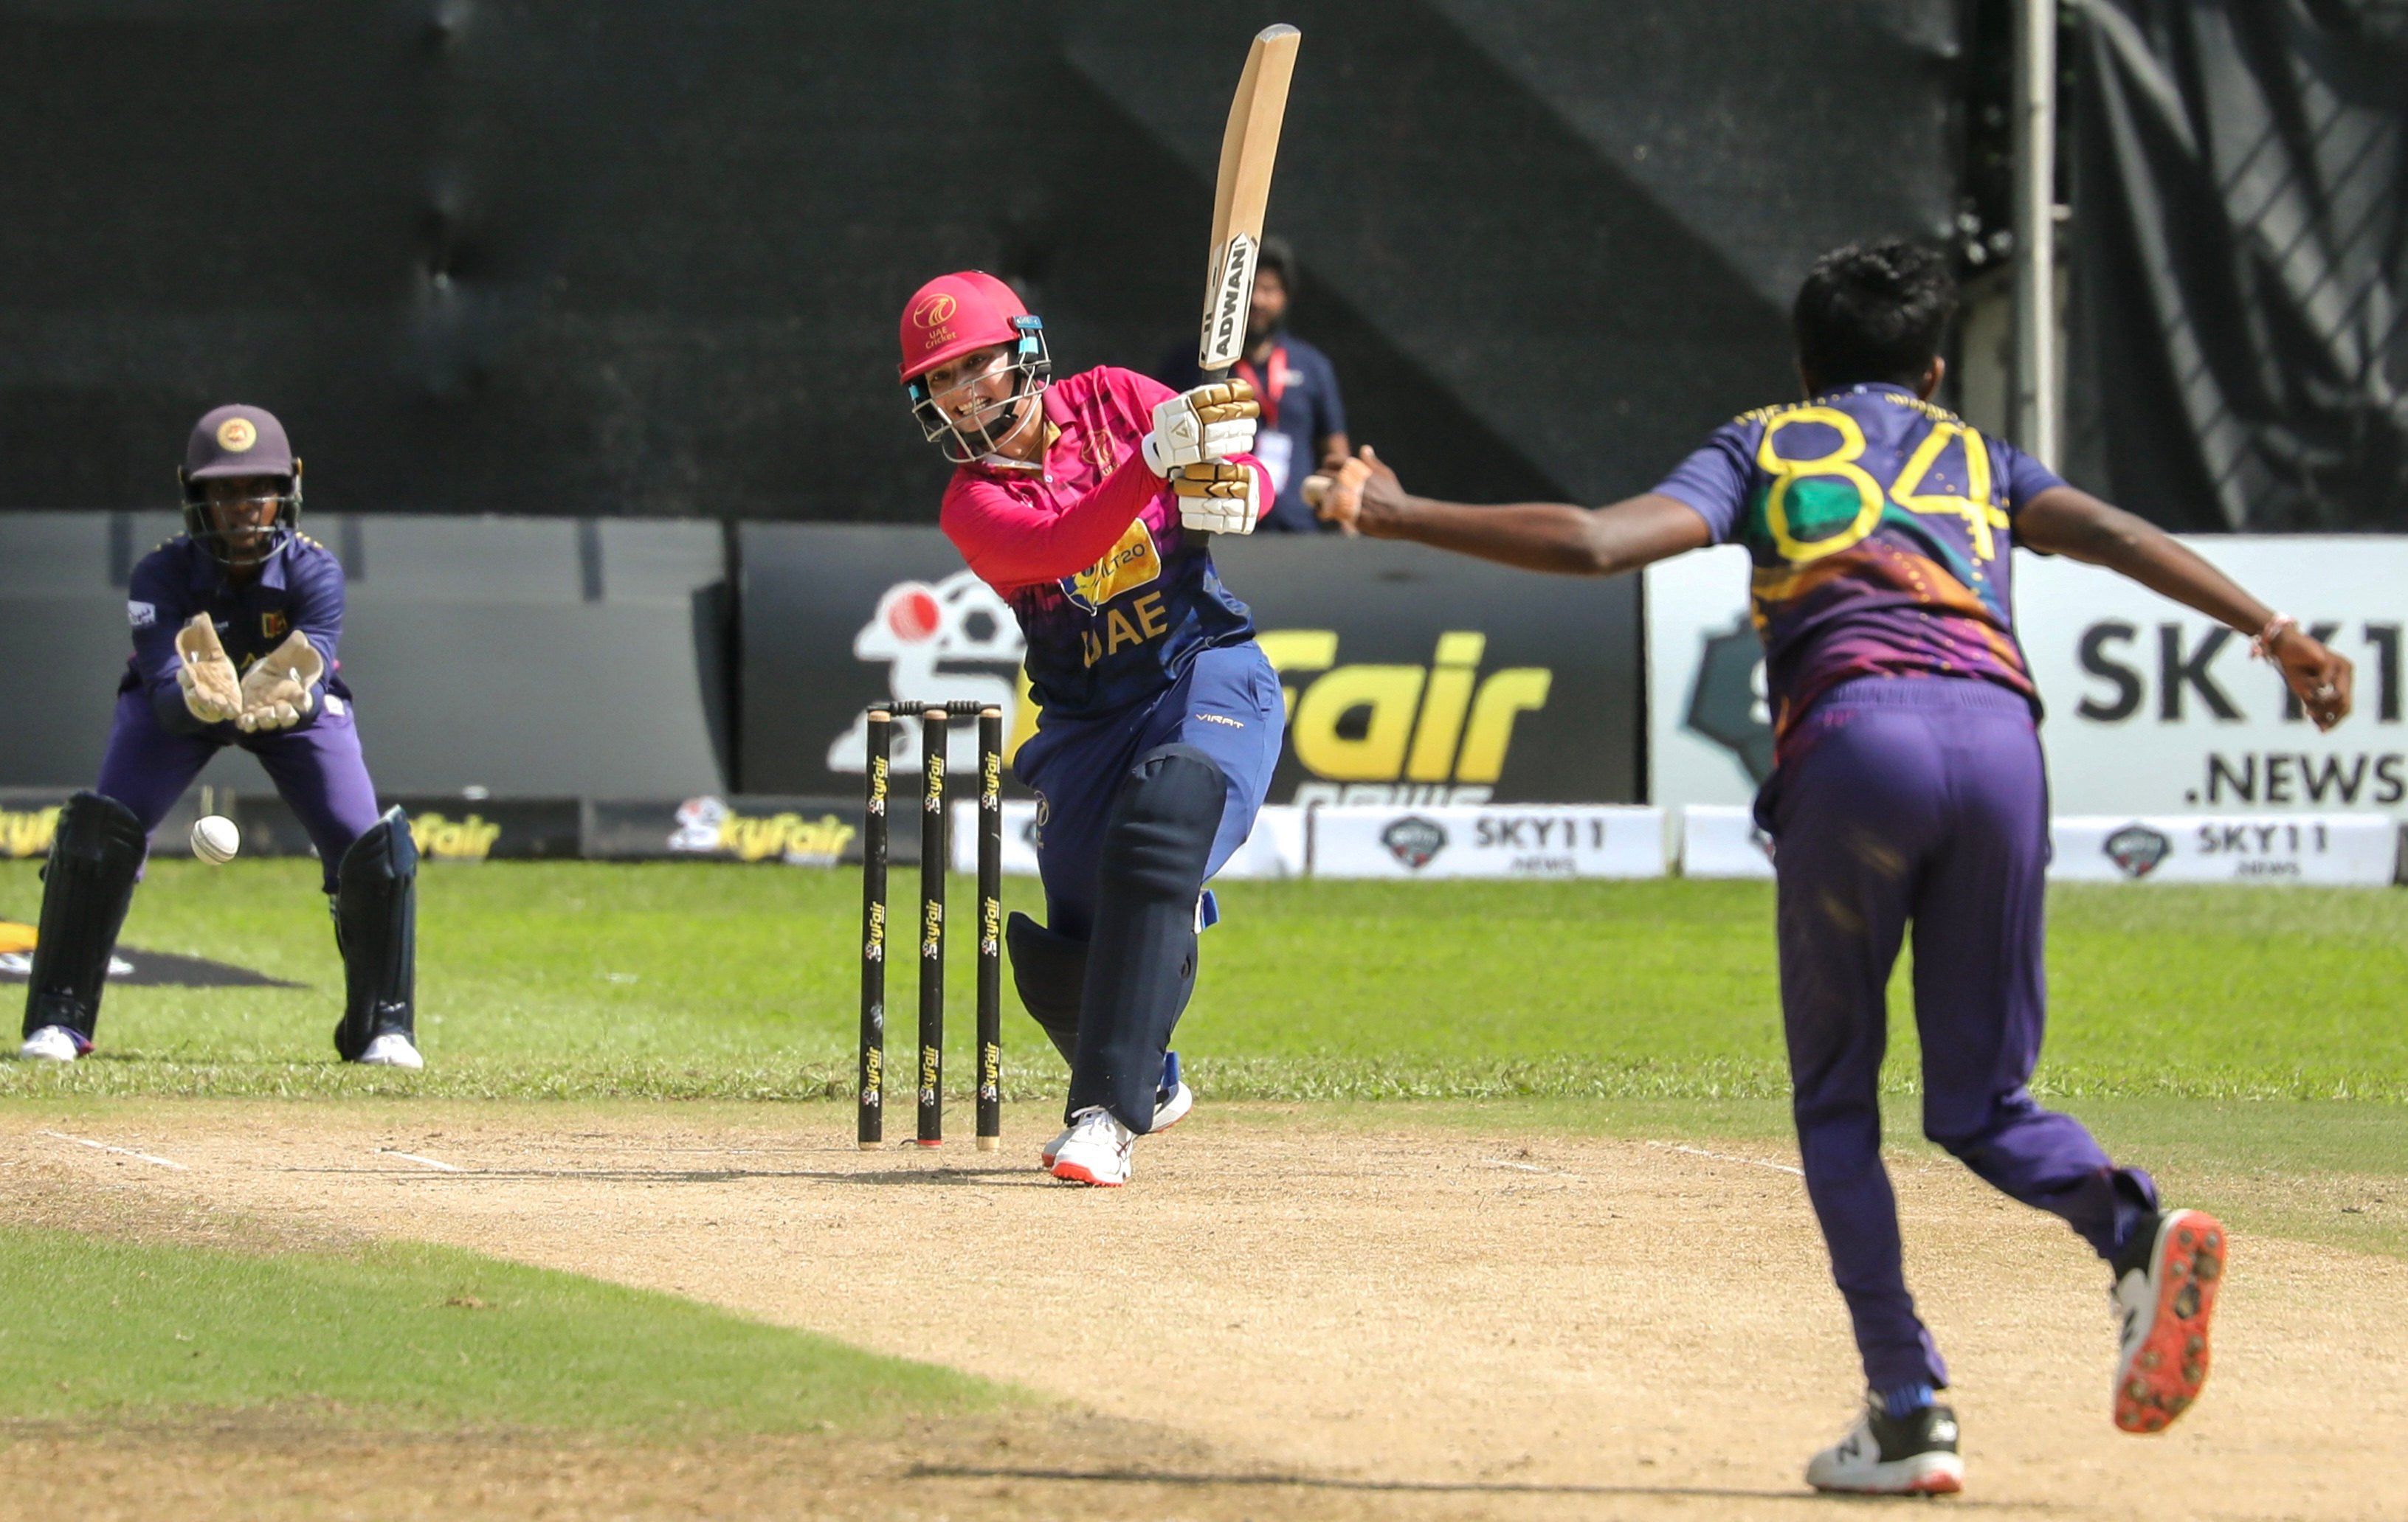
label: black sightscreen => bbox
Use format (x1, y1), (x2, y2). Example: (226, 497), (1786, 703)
(0, 2), (1960, 522)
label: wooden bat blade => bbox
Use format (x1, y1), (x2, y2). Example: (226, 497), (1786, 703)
(1199, 24), (1300, 372)
(1206, 25), (1299, 267)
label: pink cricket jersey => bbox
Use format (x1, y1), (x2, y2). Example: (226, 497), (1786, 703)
(940, 366), (1262, 722)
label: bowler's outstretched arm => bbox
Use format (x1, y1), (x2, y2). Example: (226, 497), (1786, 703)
(1318, 444), (1711, 576)
(2018, 484), (2352, 730)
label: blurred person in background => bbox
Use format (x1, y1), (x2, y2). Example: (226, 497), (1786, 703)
(1159, 237), (1349, 533)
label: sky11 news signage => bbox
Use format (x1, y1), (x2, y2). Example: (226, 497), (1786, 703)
(2018, 539), (2406, 815)
(1649, 538), (2408, 818)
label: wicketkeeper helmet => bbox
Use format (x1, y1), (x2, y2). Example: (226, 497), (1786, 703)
(179, 404), (302, 570)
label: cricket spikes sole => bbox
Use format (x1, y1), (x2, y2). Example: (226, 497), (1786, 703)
(2113, 1209), (2226, 1433)
(1805, 1400), (1964, 1495)
(18, 1025), (90, 1062)
(1049, 1106), (1135, 1187)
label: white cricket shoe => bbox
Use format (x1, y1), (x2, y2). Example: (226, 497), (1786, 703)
(1040, 1119), (1079, 1169)
(1151, 1076), (1194, 1134)
(1804, 1398), (1964, 1495)
(1150, 1048), (1194, 1133)
(1041, 1054), (1193, 1167)
(356, 1033), (425, 1069)
(2112, 1209), (2225, 1433)
(18, 1025), (88, 1062)
(1049, 1106), (1134, 1187)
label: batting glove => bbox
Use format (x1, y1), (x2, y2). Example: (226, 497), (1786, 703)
(1141, 380), (1259, 477)
(1173, 461), (1263, 536)
(235, 630), (326, 733)
(173, 615), (242, 725)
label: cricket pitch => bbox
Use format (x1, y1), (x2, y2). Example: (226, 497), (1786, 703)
(6, 1101), (2403, 1521)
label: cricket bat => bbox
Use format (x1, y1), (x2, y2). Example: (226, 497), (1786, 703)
(1198, 24), (1301, 375)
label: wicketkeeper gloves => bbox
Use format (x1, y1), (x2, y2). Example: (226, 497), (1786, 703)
(173, 615), (242, 724)
(235, 630), (326, 733)
(1173, 461), (1263, 536)
(1142, 379), (1259, 477)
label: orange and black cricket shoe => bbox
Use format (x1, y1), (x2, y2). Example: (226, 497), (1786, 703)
(2111, 1208), (2226, 1433)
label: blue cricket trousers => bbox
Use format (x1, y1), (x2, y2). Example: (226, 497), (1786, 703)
(1012, 641), (1283, 940)
(95, 688), (382, 895)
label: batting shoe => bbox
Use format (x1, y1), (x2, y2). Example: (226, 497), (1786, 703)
(355, 1032), (425, 1070)
(17, 1025), (89, 1062)
(1049, 1106), (1135, 1187)
(2112, 1208), (2226, 1433)
(1804, 1397), (1964, 1495)
(1041, 1053), (1193, 1167)
(1040, 1120), (1077, 1169)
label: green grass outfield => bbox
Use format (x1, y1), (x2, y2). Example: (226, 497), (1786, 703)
(4, 859), (2404, 1447)
(4, 859), (2404, 1105)
(0, 1224), (1000, 1433)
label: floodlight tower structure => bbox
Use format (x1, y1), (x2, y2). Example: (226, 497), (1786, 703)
(2012, 0), (2062, 469)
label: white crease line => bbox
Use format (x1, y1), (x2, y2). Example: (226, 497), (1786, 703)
(1648, 1141), (1804, 1178)
(1482, 1158), (1584, 1180)
(38, 1130), (189, 1171)
(377, 1149), (463, 1172)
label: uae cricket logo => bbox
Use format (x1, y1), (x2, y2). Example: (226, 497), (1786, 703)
(1381, 815), (1448, 871)
(1685, 616), (1776, 786)
(2103, 823), (2173, 879)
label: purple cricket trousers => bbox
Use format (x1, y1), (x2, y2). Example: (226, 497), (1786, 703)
(1756, 676), (2156, 1391)
(95, 689), (382, 895)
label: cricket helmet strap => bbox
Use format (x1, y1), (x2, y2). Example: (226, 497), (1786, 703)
(899, 271), (1052, 466)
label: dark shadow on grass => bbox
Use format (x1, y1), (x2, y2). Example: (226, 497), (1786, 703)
(908, 1463), (2061, 1508)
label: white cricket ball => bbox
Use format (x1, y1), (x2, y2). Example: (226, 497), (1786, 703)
(191, 814), (241, 865)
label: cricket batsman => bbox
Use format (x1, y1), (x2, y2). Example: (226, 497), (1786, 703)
(897, 272), (1283, 1186)
(18, 405), (422, 1070)
(1315, 242), (2353, 1493)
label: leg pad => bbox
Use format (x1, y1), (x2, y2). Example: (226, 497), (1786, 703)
(1066, 745), (1227, 1132)
(332, 806), (417, 1062)
(22, 792), (146, 1042)
(1006, 911), (1086, 1065)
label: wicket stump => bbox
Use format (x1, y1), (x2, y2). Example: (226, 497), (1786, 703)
(858, 702), (1003, 1151)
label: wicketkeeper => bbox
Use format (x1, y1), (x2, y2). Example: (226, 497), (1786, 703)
(897, 271), (1284, 1186)
(18, 404), (422, 1069)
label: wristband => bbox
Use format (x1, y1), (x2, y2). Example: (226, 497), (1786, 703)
(2249, 612), (2297, 663)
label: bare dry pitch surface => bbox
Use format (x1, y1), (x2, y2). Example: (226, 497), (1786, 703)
(7, 1100), (2405, 1521)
